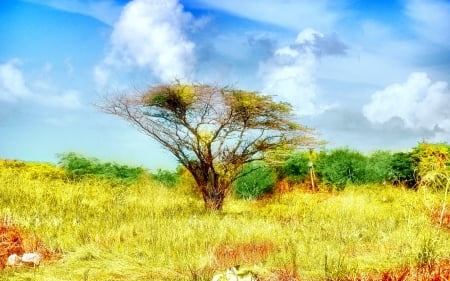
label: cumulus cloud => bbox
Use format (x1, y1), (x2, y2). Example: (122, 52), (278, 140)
(97, 0), (195, 85)
(406, 0), (450, 47)
(259, 28), (345, 116)
(0, 60), (81, 109)
(363, 72), (450, 141)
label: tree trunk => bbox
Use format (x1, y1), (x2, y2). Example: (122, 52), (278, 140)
(203, 192), (225, 211)
(188, 164), (228, 211)
(200, 175), (227, 211)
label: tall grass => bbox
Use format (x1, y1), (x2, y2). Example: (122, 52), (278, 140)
(0, 160), (449, 280)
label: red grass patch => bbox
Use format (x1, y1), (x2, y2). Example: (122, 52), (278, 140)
(430, 207), (450, 230)
(212, 241), (275, 268)
(0, 219), (60, 269)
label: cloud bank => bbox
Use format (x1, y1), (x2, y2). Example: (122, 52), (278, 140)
(363, 72), (450, 141)
(259, 28), (346, 116)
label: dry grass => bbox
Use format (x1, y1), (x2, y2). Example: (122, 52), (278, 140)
(1, 159), (450, 280)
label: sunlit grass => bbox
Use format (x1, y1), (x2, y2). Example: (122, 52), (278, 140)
(0, 161), (449, 280)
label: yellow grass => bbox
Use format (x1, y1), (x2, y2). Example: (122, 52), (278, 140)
(0, 160), (449, 280)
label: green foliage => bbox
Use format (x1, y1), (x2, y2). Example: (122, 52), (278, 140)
(151, 169), (180, 187)
(316, 148), (368, 190)
(233, 162), (276, 199)
(280, 152), (310, 183)
(57, 152), (145, 184)
(365, 150), (393, 183)
(389, 152), (417, 187)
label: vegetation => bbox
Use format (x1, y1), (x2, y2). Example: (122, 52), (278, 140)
(315, 148), (368, 190)
(233, 162), (276, 199)
(98, 82), (316, 210)
(152, 168), (181, 187)
(279, 151), (310, 184)
(389, 152), (417, 187)
(0, 154), (450, 280)
(57, 152), (145, 184)
(1, 142), (449, 280)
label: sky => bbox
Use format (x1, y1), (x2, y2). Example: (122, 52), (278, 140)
(0, 0), (449, 169)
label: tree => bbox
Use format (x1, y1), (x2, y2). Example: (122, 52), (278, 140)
(316, 148), (367, 190)
(98, 82), (316, 210)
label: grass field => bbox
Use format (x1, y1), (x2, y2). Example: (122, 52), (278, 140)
(0, 160), (449, 280)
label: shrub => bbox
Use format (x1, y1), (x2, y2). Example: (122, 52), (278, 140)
(233, 162), (276, 199)
(151, 169), (180, 187)
(389, 152), (417, 187)
(411, 142), (450, 189)
(315, 148), (368, 190)
(365, 150), (393, 183)
(57, 152), (145, 184)
(280, 152), (310, 183)
(410, 142), (450, 192)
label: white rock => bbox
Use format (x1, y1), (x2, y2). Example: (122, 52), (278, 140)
(6, 254), (21, 266)
(21, 253), (41, 266)
(212, 266), (257, 281)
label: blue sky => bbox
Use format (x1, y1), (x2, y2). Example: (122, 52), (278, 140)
(1, 0), (449, 169)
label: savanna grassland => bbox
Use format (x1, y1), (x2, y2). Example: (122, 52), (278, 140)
(1, 158), (449, 281)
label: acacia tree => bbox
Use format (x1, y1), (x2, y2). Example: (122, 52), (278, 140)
(99, 82), (316, 210)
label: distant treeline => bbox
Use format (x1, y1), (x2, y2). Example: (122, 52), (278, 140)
(233, 142), (450, 198)
(2, 142), (448, 199)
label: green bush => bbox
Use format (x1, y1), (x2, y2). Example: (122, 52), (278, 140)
(316, 148), (368, 190)
(365, 150), (393, 183)
(389, 152), (416, 187)
(280, 152), (310, 183)
(233, 162), (276, 199)
(57, 152), (145, 184)
(151, 169), (180, 187)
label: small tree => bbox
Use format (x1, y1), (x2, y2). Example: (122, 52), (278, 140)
(98, 82), (316, 210)
(366, 150), (393, 184)
(233, 162), (276, 199)
(316, 148), (367, 190)
(389, 152), (416, 187)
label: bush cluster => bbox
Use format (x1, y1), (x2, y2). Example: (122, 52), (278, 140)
(233, 162), (276, 199)
(274, 142), (449, 191)
(57, 152), (145, 184)
(151, 169), (180, 187)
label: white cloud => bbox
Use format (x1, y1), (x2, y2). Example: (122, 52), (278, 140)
(259, 28), (334, 116)
(98, 0), (195, 84)
(0, 60), (81, 109)
(406, 0), (450, 47)
(0, 60), (32, 102)
(193, 0), (341, 31)
(23, 0), (123, 25)
(363, 72), (450, 136)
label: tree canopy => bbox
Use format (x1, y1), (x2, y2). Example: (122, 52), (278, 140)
(99, 82), (316, 210)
